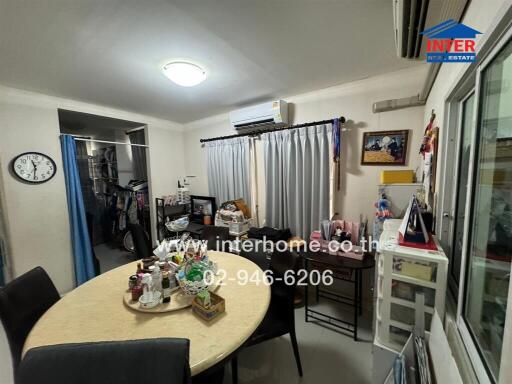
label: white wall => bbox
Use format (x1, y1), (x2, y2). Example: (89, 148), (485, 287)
(0, 85), (184, 294)
(425, 0), (509, 211)
(0, 102), (74, 292)
(114, 130), (135, 186)
(146, 124), (185, 242)
(183, 66), (429, 226)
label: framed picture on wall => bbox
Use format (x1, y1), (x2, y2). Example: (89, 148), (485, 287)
(361, 130), (409, 165)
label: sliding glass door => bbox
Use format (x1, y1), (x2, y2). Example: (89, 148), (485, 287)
(463, 38), (512, 382)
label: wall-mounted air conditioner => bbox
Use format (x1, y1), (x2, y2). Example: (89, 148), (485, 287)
(229, 100), (288, 130)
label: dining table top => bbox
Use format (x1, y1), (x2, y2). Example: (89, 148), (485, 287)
(23, 251), (271, 376)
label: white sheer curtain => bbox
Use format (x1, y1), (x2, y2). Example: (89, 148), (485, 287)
(206, 137), (251, 206)
(263, 125), (331, 238)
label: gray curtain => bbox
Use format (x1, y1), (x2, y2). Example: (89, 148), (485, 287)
(128, 129), (147, 181)
(263, 125), (331, 238)
(206, 137), (251, 206)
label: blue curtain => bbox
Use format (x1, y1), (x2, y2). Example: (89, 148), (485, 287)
(60, 135), (96, 285)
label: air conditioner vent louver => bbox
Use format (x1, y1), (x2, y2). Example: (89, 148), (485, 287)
(393, 0), (468, 60)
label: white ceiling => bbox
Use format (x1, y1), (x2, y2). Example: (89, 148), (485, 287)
(0, 0), (421, 123)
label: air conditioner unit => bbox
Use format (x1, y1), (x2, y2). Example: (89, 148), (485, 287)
(393, 0), (468, 60)
(229, 100), (288, 130)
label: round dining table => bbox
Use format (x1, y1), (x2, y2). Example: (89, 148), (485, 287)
(23, 251), (271, 376)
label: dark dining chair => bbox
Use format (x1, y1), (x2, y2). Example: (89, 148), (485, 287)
(128, 223), (153, 259)
(231, 250), (303, 382)
(17, 338), (191, 384)
(192, 365), (225, 384)
(239, 238), (271, 271)
(0, 267), (60, 372)
(201, 225), (230, 251)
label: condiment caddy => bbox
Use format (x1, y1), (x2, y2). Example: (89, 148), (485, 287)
(123, 241), (225, 320)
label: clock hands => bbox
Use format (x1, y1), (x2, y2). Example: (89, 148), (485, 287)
(30, 160), (39, 181)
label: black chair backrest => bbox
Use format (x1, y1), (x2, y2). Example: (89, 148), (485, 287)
(201, 226), (230, 251)
(129, 223), (152, 259)
(270, 249), (299, 277)
(0, 267), (60, 371)
(239, 239), (270, 271)
(17, 338), (191, 384)
(269, 250), (300, 319)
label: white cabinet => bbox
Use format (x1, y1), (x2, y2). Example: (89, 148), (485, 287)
(374, 229), (448, 352)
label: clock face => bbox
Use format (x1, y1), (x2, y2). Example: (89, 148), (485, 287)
(12, 152), (57, 183)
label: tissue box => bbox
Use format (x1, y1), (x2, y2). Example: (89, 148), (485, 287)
(380, 170), (414, 184)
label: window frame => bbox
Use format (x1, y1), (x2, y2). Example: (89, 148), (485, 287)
(439, 7), (512, 383)
(447, 89), (475, 296)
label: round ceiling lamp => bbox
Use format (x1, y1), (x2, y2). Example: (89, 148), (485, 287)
(161, 61), (207, 87)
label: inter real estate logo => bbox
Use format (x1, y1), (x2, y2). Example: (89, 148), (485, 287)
(421, 19), (482, 63)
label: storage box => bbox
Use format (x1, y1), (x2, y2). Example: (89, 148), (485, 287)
(191, 292), (225, 321)
(380, 170), (414, 184)
(215, 217), (253, 235)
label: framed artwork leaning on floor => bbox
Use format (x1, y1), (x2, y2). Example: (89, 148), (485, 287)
(361, 130), (409, 165)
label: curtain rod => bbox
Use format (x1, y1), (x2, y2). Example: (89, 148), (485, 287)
(199, 116), (346, 143)
(60, 134), (149, 148)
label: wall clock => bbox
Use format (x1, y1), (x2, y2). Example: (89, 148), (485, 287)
(11, 152), (57, 183)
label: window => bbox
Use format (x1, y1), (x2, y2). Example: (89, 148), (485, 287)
(451, 92), (475, 288)
(442, 13), (512, 382)
(463, 38), (512, 382)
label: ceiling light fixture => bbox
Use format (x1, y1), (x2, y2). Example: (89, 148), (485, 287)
(161, 61), (207, 87)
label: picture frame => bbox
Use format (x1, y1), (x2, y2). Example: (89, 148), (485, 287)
(190, 195), (217, 224)
(361, 130), (409, 165)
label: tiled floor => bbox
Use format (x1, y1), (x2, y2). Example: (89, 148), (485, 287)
(225, 300), (374, 384)
(94, 242), (134, 273)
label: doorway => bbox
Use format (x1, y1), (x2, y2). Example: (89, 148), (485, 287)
(59, 110), (151, 273)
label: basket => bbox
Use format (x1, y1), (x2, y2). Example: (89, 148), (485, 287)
(178, 278), (209, 296)
(177, 259), (216, 296)
(191, 292), (225, 321)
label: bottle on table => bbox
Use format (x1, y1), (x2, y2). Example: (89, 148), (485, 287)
(169, 271), (177, 289)
(149, 265), (162, 293)
(131, 285), (143, 301)
(162, 272), (171, 303)
(140, 273), (153, 302)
